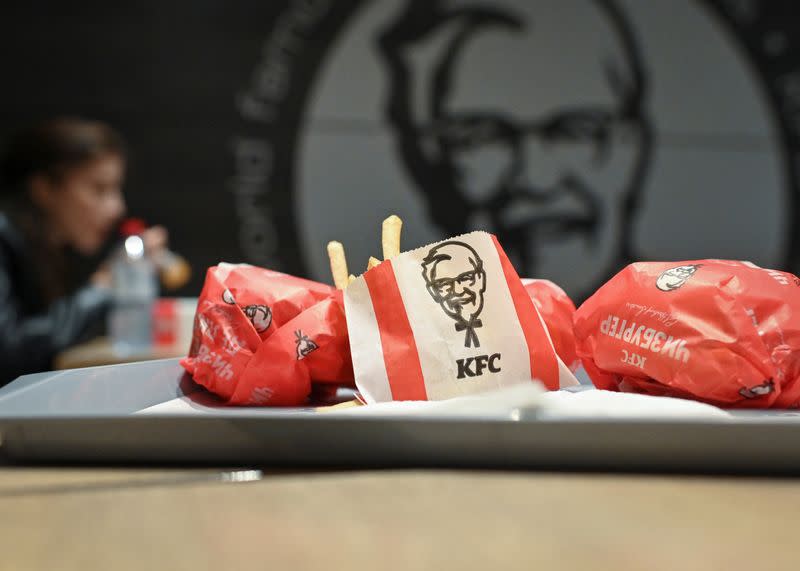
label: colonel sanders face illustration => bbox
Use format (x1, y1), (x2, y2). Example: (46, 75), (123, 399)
(422, 241), (486, 347)
(222, 289), (273, 333)
(655, 265), (700, 292)
(377, 0), (651, 297)
(243, 304), (272, 333)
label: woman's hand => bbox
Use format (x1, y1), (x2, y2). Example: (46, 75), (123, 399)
(142, 225), (190, 290)
(141, 225), (169, 258)
(91, 225), (170, 290)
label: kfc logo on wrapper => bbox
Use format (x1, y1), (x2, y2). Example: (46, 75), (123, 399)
(221, 287), (273, 333)
(243, 304), (272, 333)
(739, 379), (775, 399)
(344, 231), (578, 403)
(422, 242), (486, 348)
(295, 330), (318, 360)
(656, 265), (701, 292)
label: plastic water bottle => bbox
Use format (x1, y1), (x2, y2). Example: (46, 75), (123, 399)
(109, 219), (158, 355)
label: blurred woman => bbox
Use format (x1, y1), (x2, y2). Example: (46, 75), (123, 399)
(0, 118), (163, 385)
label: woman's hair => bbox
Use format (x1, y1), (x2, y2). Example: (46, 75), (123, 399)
(0, 117), (126, 197)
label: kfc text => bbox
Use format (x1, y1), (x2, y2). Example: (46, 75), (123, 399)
(456, 353), (502, 379)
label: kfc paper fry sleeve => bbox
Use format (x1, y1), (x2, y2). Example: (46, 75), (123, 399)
(344, 231), (578, 403)
(574, 260), (800, 408)
(522, 279), (580, 372)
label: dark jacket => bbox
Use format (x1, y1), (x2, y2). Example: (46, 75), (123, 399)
(0, 213), (111, 386)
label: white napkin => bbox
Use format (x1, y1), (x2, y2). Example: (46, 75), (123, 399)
(138, 382), (729, 420)
(535, 389), (730, 419)
(331, 383), (730, 420)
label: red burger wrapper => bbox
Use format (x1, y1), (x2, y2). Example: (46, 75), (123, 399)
(521, 279), (580, 372)
(344, 231), (578, 403)
(574, 260), (800, 408)
(181, 263), (353, 406)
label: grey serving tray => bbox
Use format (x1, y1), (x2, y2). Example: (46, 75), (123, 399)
(0, 359), (798, 473)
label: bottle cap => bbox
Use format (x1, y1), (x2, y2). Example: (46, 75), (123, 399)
(119, 218), (147, 237)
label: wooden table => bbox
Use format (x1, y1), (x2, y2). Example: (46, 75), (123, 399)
(54, 337), (187, 370)
(0, 467), (796, 570)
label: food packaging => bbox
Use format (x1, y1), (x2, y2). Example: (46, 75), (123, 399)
(521, 279), (579, 372)
(344, 231), (578, 403)
(181, 263), (353, 405)
(574, 260), (800, 408)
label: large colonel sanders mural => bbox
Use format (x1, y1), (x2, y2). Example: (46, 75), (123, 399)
(238, 0), (792, 301)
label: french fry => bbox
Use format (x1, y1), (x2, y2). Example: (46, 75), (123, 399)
(382, 215), (403, 260)
(315, 399), (363, 413)
(327, 241), (349, 290)
(328, 214), (401, 288)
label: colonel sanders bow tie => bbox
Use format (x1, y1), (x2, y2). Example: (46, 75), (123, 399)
(455, 316), (483, 348)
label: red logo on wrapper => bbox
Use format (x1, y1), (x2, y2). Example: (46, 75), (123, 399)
(344, 232), (578, 403)
(181, 263), (354, 406)
(574, 260), (800, 408)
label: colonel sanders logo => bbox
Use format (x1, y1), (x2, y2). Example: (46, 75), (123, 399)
(222, 289), (273, 333)
(295, 329), (318, 360)
(377, 0), (651, 296)
(237, 0), (795, 304)
(422, 241), (486, 348)
(655, 264), (701, 292)
(244, 304), (272, 333)
(739, 379), (775, 399)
